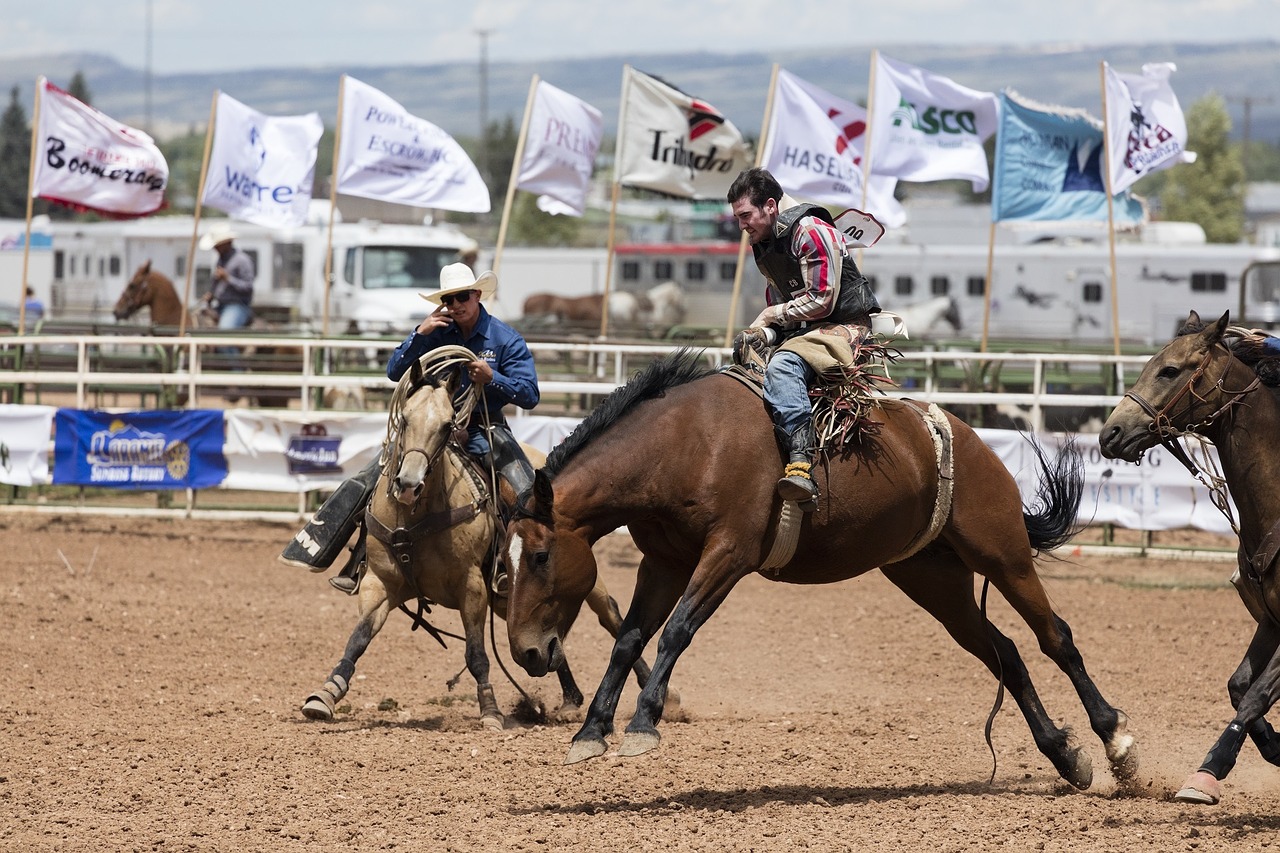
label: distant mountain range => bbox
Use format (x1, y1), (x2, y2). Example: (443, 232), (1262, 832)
(3, 41), (1279, 145)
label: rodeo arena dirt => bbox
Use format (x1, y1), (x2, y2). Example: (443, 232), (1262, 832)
(0, 510), (1277, 852)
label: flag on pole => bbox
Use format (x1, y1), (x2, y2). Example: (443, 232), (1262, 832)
(335, 76), (490, 212)
(30, 77), (168, 217)
(761, 68), (905, 229)
(615, 67), (752, 199)
(868, 54), (998, 191)
(201, 92), (323, 228)
(1103, 62), (1196, 194)
(992, 90), (1145, 223)
(514, 80), (602, 217)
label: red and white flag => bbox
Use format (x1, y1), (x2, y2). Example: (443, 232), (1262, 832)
(868, 54), (998, 191)
(335, 76), (490, 213)
(201, 92), (323, 228)
(762, 68), (905, 230)
(615, 66), (752, 199)
(1104, 62), (1196, 194)
(515, 80), (602, 217)
(30, 77), (168, 216)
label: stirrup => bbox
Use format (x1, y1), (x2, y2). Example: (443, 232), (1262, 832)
(777, 462), (818, 509)
(329, 539), (366, 596)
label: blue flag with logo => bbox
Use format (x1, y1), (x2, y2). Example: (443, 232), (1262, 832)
(53, 409), (227, 489)
(992, 90), (1145, 223)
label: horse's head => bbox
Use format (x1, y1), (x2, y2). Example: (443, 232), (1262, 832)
(1100, 310), (1242, 462)
(941, 296), (962, 331)
(386, 361), (462, 507)
(503, 468), (599, 677)
(113, 261), (156, 321)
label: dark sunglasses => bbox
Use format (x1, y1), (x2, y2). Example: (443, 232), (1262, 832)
(441, 290), (476, 306)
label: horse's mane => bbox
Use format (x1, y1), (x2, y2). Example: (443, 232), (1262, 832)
(1174, 317), (1280, 386)
(544, 348), (716, 477)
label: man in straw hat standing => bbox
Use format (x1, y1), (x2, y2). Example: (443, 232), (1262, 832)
(198, 224), (255, 329)
(279, 262), (540, 593)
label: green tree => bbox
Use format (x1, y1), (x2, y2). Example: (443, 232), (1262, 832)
(0, 86), (31, 218)
(67, 71), (91, 105)
(1154, 94), (1246, 243)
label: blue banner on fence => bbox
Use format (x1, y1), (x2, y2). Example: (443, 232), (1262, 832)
(53, 409), (227, 489)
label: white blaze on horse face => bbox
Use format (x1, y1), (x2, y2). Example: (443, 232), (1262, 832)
(507, 533), (524, 581)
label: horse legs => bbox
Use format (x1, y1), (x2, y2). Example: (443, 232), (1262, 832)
(881, 561), (1095, 789)
(953, 544), (1136, 784)
(567, 555), (692, 764)
(302, 573), (400, 720)
(582, 576), (654, 688)
(1176, 620), (1280, 804)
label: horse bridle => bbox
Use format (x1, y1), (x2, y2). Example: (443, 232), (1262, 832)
(1123, 341), (1260, 462)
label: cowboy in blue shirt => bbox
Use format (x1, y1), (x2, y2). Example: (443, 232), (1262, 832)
(281, 263), (540, 592)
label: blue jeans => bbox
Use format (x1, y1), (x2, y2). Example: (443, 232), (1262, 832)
(764, 350), (814, 437)
(218, 302), (252, 330)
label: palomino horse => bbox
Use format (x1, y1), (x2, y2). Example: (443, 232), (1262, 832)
(113, 261), (215, 328)
(503, 350), (1137, 786)
(1101, 310), (1280, 805)
(302, 346), (651, 729)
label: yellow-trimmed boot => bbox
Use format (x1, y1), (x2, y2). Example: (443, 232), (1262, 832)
(776, 425), (818, 510)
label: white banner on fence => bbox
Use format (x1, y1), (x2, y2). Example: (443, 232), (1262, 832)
(0, 405), (55, 486)
(221, 410), (387, 492)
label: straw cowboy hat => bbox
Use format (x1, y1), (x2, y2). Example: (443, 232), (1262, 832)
(198, 224), (239, 251)
(420, 263), (497, 305)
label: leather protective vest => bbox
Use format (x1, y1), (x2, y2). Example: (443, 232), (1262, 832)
(752, 203), (880, 324)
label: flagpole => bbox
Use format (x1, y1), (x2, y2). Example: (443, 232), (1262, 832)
(182, 91), (218, 336)
(18, 78), (43, 337)
(1099, 61), (1122, 357)
(323, 76), (347, 338)
(980, 221), (997, 353)
(723, 63), (779, 348)
(492, 74), (539, 279)
(599, 66), (634, 340)
(854, 50), (882, 270)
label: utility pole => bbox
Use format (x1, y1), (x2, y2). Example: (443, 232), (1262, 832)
(476, 28), (493, 189)
(1227, 94), (1274, 180)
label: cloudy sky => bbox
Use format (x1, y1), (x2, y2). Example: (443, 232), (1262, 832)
(1, 0), (1278, 73)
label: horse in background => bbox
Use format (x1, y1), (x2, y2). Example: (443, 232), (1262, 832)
(113, 261), (215, 329)
(873, 295), (962, 339)
(521, 282), (688, 335)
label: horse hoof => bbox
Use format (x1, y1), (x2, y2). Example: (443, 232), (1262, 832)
(1063, 746), (1093, 790)
(301, 694), (335, 721)
(618, 730), (660, 757)
(564, 738), (607, 765)
(1174, 771), (1221, 805)
(481, 713), (505, 731)
(551, 702), (583, 723)
(662, 689), (682, 717)
(1105, 713), (1138, 781)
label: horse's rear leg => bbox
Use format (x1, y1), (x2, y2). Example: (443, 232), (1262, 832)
(302, 574), (399, 721)
(973, 554), (1136, 782)
(881, 561), (1094, 789)
(582, 577), (662, 692)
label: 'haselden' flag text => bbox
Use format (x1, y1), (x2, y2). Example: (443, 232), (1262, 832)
(615, 67), (752, 199)
(336, 76), (490, 212)
(30, 77), (169, 216)
(1104, 62), (1196, 194)
(868, 54), (998, 191)
(515, 80), (602, 217)
(763, 68), (905, 229)
(202, 92), (324, 228)
(993, 90), (1145, 224)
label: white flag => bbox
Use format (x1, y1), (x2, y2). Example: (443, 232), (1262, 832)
(515, 80), (602, 217)
(201, 92), (323, 228)
(1104, 62), (1197, 194)
(763, 69), (906, 229)
(868, 54), (998, 191)
(30, 77), (168, 216)
(615, 67), (752, 199)
(336, 76), (490, 213)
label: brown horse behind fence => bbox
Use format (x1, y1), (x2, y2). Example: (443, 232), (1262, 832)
(113, 261), (214, 328)
(501, 349), (1137, 787)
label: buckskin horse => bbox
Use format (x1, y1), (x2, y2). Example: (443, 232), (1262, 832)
(1101, 310), (1280, 805)
(502, 349), (1136, 787)
(302, 347), (653, 729)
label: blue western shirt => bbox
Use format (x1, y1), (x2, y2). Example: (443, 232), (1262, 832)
(385, 305), (540, 427)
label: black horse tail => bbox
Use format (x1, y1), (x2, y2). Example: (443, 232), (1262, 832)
(1021, 435), (1085, 554)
